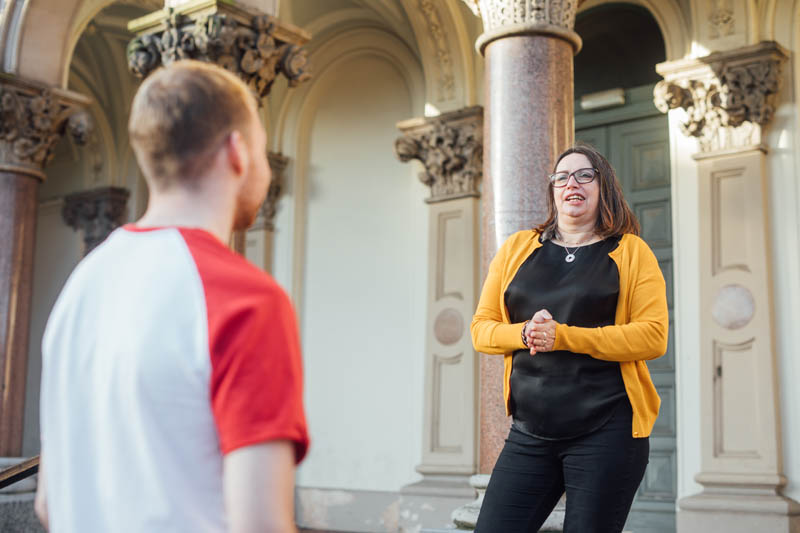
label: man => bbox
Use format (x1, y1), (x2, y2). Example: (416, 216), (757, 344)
(36, 60), (309, 533)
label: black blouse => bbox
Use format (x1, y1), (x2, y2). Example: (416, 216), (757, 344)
(504, 236), (628, 440)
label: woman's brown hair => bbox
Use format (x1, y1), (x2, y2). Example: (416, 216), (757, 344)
(534, 143), (640, 239)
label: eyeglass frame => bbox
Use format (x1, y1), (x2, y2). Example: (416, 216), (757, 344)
(548, 167), (599, 188)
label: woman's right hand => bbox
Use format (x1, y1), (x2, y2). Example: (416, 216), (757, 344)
(526, 309), (556, 354)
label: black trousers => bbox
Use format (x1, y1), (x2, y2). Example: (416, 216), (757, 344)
(475, 402), (649, 533)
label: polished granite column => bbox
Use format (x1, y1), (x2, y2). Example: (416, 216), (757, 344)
(0, 74), (90, 455)
(461, 0), (582, 478)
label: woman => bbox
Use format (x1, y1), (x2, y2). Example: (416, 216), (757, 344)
(471, 144), (668, 533)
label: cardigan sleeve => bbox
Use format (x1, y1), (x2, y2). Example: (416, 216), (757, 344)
(553, 236), (669, 362)
(471, 234), (528, 355)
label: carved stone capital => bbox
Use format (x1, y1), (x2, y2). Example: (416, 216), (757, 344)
(250, 152), (288, 231)
(463, 0), (585, 54)
(0, 74), (92, 180)
(62, 186), (130, 254)
(654, 41), (787, 153)
(127, 0), (311, 99)
(395, 106), (483, 204)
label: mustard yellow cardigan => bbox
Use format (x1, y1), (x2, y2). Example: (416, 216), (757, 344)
(471, 230), (669, 438)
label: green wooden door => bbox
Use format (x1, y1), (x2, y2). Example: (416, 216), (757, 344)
(576, 85), (676, 533)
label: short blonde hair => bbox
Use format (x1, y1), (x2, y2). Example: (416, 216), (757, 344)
(128, 60), (258, 188)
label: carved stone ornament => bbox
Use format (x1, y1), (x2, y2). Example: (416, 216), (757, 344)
(461, 0), (581, 30)
(395, 106), (483, 204)
(62, 186), (130, 255)
(709, 0), (735, 39)
(127, 1), (311, 100)
(464, 0), (585, 54)
(251, 152), (288, 231)
(418, 0), (455, 101)
(654, 41), (787, 153)
(0, 74), (92, 180)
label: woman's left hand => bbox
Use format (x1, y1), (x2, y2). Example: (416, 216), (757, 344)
(527, 309), (557, 354)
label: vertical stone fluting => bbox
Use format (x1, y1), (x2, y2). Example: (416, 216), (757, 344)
(0, 74), (90, 455)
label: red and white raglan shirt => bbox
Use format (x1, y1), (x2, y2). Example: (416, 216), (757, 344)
(40, 225), (309, 533)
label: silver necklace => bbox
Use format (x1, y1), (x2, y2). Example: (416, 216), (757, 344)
(558, 234), (595, 263)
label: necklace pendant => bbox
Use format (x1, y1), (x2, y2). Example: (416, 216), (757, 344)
(565, 253), (576, 263)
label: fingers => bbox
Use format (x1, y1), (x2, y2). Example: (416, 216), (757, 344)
(526, 321), (556, 354)
(532, 309), (553, 323)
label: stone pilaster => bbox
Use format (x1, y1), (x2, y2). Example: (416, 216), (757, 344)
(62, 187), (130, 255)
(395, 107), (482, 529)
(655, 41), (800, 533)
(0, 74), (90, 456)
(126, 0), (311, 98)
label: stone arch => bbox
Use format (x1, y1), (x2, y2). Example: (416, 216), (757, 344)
(398, 0), (478, 112)
(4, 0), (86, 84)
(273, 25), (425, 306)
(7, 0), (159, 87)
(578, 0), (689, 61)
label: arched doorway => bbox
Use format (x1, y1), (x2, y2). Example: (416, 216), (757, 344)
(574, 5), (675, 532)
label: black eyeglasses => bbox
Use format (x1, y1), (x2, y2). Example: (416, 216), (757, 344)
(549, 168), (598, 188)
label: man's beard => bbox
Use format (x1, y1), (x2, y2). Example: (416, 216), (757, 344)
(232, 197), (260, 231)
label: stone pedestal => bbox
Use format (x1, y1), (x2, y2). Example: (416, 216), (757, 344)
(395, 106), (482, 498)
(0, 74), (89, 456)
(656, 41), (800, 532)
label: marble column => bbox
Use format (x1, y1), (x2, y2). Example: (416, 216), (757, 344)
(655, 41), (800, 533)
(0, 74), (90, 455)
(395, 106), (483, 530)
(62, 187), (130, 256)
(126, 0), (311, 98)
(460, 0), (582, 477)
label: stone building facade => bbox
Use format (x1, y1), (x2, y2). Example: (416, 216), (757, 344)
(1, 1), (800, 532)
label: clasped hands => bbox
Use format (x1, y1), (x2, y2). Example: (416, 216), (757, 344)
(525, 309), (558, 355)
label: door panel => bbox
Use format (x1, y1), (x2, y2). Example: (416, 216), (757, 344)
(574, 125), (608, 155)
(577, 99), (676, 533)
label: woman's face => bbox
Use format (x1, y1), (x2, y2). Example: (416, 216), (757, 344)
(552, 153), (601, 227)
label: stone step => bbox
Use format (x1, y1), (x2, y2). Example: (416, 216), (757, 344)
(0, 493), (46, 533)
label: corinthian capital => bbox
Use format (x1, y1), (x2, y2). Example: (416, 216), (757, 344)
(0, 74), (92, 179)
(654, 41), (787, 153)
(127, 0), (311, 99)
(461, 0), (584, 54)
(463, 0), (579, 32)
(395, 106), (483, 203)
(62, 186), (130, 255)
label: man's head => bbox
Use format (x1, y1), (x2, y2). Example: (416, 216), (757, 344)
(128, 60), (271, 230)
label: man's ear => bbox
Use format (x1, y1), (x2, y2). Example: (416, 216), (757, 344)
(226, 130), (250, 179)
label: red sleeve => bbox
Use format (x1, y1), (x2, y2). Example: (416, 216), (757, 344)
(181, 229), (309, 463)
(209, 286), (309, 462)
